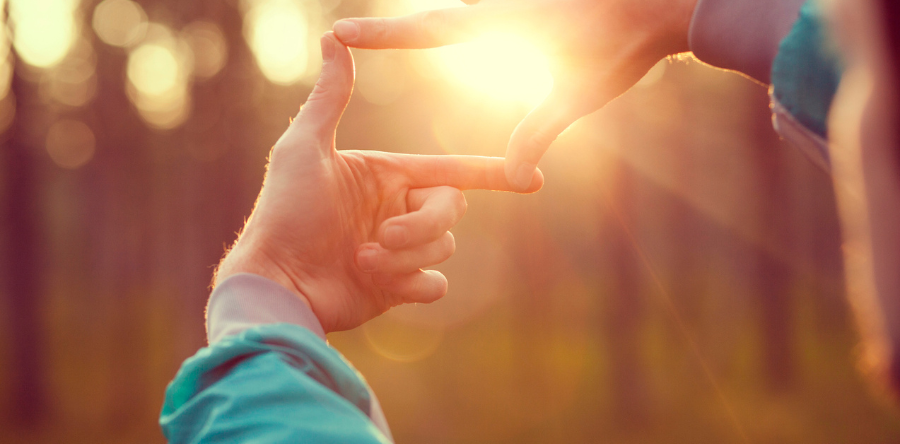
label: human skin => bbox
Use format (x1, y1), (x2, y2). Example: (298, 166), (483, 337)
(827, 0), (900, 391)
(332, 0), (698, 190)
(333, 0), (900, 392)
(215, 32), (544, 333)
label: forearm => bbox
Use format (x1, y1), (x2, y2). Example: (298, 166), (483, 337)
(161, 275), (393, 442)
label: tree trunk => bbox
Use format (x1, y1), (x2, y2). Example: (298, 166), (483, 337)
(3, 66), (47, 428)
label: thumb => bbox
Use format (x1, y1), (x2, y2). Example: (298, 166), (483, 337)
(295, 32), (355, 143)
(504, 91), (584, 191)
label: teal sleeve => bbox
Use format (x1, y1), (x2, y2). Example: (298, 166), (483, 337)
(159, 323), (391, 444)
(771, 0), (844, 140)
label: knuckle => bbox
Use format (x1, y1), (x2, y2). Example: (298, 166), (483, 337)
(528, 128), (558, 151)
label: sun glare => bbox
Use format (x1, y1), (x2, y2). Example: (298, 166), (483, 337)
(429, 33), (553, 106)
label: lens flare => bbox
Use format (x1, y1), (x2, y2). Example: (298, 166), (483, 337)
(363, 314), (444, 363)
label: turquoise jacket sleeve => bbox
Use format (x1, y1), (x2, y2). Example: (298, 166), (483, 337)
(690, 0), (843, 171)
(159, 274), (392, 442)
(160, 323), (391, 443)
(770, 0), (843, 170)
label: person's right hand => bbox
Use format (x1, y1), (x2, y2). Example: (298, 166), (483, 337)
(333, 0), (698, 190)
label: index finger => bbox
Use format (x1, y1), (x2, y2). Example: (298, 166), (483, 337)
(333, 4), (498, 49)
(370, 153), (544, 192)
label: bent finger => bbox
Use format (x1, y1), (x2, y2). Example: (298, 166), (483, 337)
(357, 232), (456, 273)
(504, 91), (585, 191)
(372, 270), (449, 304)
(378, 187), (466, 249)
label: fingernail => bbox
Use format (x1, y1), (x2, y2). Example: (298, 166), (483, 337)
(383, 226), (409, 249)
(320, 33), (335, 61)
(357, 248), (378, 272)
(513, 163), (536, 190)
(334, 20), (360, 42)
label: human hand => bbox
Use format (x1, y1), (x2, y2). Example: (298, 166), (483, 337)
(332, 0), (698, 190)
(214, 32), (543, 333)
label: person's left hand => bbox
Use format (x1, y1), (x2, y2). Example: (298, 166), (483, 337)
(215, 32), (544, 333)
(331, 0), (696, 190)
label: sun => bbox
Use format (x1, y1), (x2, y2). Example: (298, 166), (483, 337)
(428, 32), (554, 107)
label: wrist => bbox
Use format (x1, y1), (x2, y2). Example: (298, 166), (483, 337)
(215, 235), (313, 311)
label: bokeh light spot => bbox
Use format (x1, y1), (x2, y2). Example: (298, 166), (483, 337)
(363, 315), (444, 363)
(46, 119), (96, 169)
(9, 0), (79, 68)
(128, 44), (179, 96)
(41, 38), (97, 107)
(182, 21), (228, 79)
(126, 25), (192, 129)
(92, 0), (148, 48)
(428, 33), (553, 106)
(243, 0), (309, 85)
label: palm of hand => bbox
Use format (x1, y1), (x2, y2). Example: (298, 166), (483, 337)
(252, 148), (421, 331)
(215, 32), (542, 333)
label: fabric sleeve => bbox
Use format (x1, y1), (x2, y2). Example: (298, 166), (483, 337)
(769, 1), (843, 171)
(159, 323), (393, 443)
(205, 273), (327, 343)
(691, 0), (843, 171)
(689, 0), (806, 84)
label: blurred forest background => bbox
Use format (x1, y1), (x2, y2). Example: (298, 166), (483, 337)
(1, 0), (899, 443)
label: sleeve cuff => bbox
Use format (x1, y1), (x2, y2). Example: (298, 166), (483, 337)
(689, 0), (806, 84)
(206, 273), (326, 344)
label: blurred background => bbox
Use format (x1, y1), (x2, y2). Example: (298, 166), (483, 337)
(1, 0), (899, 442)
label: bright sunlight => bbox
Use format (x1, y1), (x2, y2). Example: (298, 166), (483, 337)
(429, 32), (553, 106)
